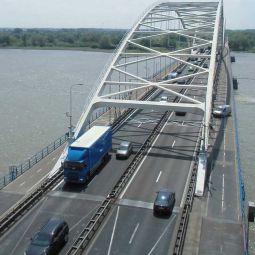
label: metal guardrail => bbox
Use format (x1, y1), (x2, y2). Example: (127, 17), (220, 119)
(0, 133), (68, 190)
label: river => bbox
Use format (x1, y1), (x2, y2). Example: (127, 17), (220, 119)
(231, 52), (255, 202)
(0, 49), (111, 175)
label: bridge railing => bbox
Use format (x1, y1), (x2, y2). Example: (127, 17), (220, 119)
(0, 133), (68, 190)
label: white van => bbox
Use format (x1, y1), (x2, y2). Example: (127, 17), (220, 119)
(213, 105), (231, 117)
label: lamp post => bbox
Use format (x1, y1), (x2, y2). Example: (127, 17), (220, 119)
(67, 83), (84, 143)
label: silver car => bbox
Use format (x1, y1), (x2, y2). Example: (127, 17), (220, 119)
(116, 141), (133, 159)
(213, 105), (231, 117)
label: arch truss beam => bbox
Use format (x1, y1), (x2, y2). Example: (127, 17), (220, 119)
(75, 1), (224, 152)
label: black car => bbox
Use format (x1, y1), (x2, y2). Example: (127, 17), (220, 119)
(25, 217), (69, 255)
(175, 111), (186, 116)
(153, 190), (175, 216)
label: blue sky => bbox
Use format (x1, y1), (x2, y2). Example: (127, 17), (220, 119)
(0, 0), (253, 29)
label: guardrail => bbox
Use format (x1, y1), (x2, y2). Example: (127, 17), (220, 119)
(0, 133), (68, 190)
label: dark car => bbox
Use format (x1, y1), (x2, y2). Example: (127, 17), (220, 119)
(25, 217), (69, 255)
(175, 111), (186, 116)
(153, 190), (175, 216)
(177, 79), (186, 84)
(116, 141), (133, 159)
(176, 68), (183, 74)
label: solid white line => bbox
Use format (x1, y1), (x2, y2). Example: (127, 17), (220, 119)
(172, 140), (175, 148)
(180, 122), (202, 208)
(36, 168), (42, 173)
(27, 175), (48, 193)
(223, 119), (226, 166)
(129, 223), (140, 244)
(52, 179), (64, 191)
(19, 181), (25, 187)
(156, 171), (162, 183)
(147, 214), (176, 255)
(206, 172), (213, 216)
(222, 173), (225, 211)
(138, 123), (142, 128)
(119, 111), (174, 199)
(107, 206), (120, 255)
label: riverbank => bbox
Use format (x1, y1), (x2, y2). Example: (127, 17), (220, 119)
(0, 46), (114, 52)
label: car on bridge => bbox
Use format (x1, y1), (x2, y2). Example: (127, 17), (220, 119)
(153, 190), (175, 216)
(213, 105), (231, 117)
(160, 96), (168, 102)
(25, 217), (69, 255)
(116, 141), (133, 159)
(167, 71), (178, 79)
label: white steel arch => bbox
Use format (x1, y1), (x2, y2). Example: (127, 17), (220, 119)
(74, 0), (223, 153)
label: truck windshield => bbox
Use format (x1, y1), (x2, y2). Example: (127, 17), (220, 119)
(64, 161), (86, 170)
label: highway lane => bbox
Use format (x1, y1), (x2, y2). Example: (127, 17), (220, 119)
(0, 143), (66, 214)
(198, 115), (243, 254)
(87, 111), (202, 255)
(0, 108), (165, 255)
(58, 109), (161, 196)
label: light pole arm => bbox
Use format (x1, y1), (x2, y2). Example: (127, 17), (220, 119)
(68, 83), (84, 143)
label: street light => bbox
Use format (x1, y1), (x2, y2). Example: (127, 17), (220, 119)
(67, 83), (84, 143)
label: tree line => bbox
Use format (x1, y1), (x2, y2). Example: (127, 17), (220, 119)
(0, 28), (126, 50)
(0, 28), (254, 52)
(228, 30), (255, 52)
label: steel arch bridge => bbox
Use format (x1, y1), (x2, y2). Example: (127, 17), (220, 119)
(74, 0), (224, 154)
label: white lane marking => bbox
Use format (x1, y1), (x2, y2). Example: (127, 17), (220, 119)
(206, 172), (213, 216)
(27, 175), (48, 193)
(9, 197), (48, 255)
(172, 140), (175, 148)
(223, 119), (226, 166)
(222, 173), (225, 211)
(19, 181), (25, 187)
(52, 179), (64, 191)
(107, 206), (120, 255)
(138, 123), (142, 128)
(180, 122), (202, 208)
(70, 206), (98, 232)
(36, 168), (42, 173)
(147, 214), (176, 255)
(119, 111), (174, 199)
(182, 121), (184, 126)
(156, 171), (162, 183)
(129, 223), (140, 244)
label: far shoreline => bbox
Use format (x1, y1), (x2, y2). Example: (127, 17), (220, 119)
(0, 46), (114, 53)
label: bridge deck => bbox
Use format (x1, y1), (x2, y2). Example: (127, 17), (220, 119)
(183, 49), (244, 254)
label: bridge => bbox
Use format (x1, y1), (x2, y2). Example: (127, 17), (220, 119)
(0, 1), (248, 254)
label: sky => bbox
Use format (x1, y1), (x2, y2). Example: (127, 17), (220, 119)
(0, 0), (254, 30)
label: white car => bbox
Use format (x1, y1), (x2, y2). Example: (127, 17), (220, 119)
(168, 72), (178, 79)
(160, 96), (168, 102)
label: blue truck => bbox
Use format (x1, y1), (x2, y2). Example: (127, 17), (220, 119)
(63, 126), (112, 183)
